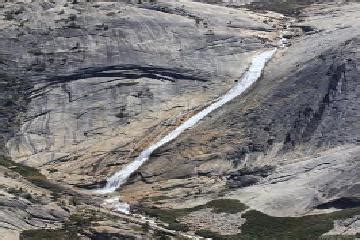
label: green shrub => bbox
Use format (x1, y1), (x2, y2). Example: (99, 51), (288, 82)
(48, 168), (58, 173)
(195, 229), (220, 238)
(143, 207), (194, 226)
(7, 187), (23, 195)
(20, 229), (79, 240)
(206, 199), (247, 214)
(168, 223), (189, 232)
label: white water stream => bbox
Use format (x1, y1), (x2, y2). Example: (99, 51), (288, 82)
(97, 49), (276, 202)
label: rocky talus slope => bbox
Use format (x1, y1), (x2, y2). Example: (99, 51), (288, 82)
(0, 0), (359, 239)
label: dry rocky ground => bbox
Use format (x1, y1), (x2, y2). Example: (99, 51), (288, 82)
(0, 0), (359, 239)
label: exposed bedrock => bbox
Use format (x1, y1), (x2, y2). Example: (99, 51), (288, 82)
(0, 1), (287, 238)
(121, 2), (360, 217)
(132, 37), (359, 183)
(1, 0), (286, 186)
(0, 0), (359, 235)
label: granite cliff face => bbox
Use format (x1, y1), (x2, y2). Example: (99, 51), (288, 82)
(2, 0), (280, 185)
(0, 0), (359, 239)
(122, 0), (360, 208)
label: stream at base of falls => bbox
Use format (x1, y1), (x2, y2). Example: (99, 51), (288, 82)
(95, 48), (277, 214)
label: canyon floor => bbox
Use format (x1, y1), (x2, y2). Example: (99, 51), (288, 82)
(0, 0), (359, 239)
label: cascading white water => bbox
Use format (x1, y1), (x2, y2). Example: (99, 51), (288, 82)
(98, 48), (277, 194)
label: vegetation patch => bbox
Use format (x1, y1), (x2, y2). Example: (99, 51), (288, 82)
(20, 229), (79, 240)
(144, 198), (360, 239)
(48, 168), (58, 173)
(142, 199), (247, 232)
(195, 207), (360, 240)
(233, 0), (319, 16)
(0, 155), (65, 199)
(206, 199), (247, 214)
(168, 222), (190, 232)
(6, 187), (36, 203)
(20, 209), (117, 240)
(143, 206), (199, 230)
(320, 236), (357, 240)
(0, 155), (43, 180)
(149, 195), (174, 201)
(195, 229), (221, 239)
(239, 208), (360, 240)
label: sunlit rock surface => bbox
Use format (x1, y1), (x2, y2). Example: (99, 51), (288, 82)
(121, 1), (360, 216)
(0, 0), (359, 239)
(1, 0), (282, 186)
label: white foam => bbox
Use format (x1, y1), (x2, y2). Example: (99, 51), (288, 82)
(98, 48), (277, 194)
(103, 197), (130, 214)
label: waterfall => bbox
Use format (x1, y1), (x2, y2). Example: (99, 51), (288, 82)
(98, 48), (276, 194)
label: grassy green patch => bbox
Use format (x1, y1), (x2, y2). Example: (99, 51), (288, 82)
(195, 207), (360, 240)
(143, 199), (247, 232)
(206, 199), (247, 214)
(239, 208), (360, 240)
